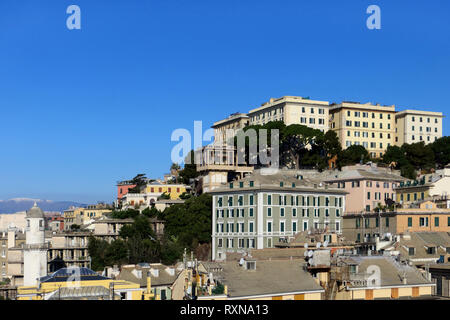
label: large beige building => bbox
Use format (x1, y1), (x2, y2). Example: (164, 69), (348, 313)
(248, 96), (330, 132)
(212, 113), (249, 144)
(395, 109), (444, 146)
(329, 102), (396, 158)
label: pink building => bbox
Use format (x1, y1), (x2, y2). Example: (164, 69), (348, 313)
(117, 180), (136, 201)
(324, 164), (406, 213)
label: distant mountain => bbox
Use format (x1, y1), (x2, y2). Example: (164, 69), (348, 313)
(0, 198), (87, 214)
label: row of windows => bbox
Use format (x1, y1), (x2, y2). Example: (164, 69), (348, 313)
(347, 131), (392, 139)
(299, 117), (326, 125)
(217, 220), (341, 235)
(218, 194), (343, 207)
(217, 238), (256, 249)
(355, 217), (390, 228)
(346, 111), (391, 120)
(410, 126), (438, 133)
(216, 207), (341, 219)
(400, 192), (425, 202)
(410, 116), (439, 123)
(339, 181), (396, 189)
(346, 121), (392, 130)
(411, 135), (438, 142)
(407, 216), (450, 227)
(367, 192), (394, 200)
(345, 141), (390, 149)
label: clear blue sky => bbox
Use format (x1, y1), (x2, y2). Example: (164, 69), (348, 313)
(0, 0), (449, 203)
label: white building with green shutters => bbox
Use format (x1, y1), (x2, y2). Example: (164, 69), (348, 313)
(211, 170), (348, 261)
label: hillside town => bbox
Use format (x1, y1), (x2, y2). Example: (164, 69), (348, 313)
(1, 96), (450, 301)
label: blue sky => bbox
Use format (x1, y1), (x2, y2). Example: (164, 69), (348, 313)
(0, 0), (449, 203)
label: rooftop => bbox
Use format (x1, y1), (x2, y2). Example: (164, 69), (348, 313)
(218, 259), (324, 298)
(210, 169), (347, 195)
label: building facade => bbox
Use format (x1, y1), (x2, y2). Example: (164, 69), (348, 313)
(395, 166), (450, 206)
(212, 113), (249, 144)
(210, 171), (347, 261)
(342, 204), (450, 244)
(329, 102), (396, 158)
(323, 164), (405, 213)
(248, 96), (330, 132)
(395, 109), (444, 146)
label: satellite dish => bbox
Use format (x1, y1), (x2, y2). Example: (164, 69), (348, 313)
(316, 242), (321, 248)
(323, 241), (329, 248)
(308, 250), (313, 257)
(304, 243), (308, 249)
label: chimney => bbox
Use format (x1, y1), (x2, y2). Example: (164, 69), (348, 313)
(146, 272), (152, 294)
(7, 228), (15, 249)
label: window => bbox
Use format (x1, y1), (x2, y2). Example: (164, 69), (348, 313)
(435, 217), (439, 227)
(292, 221), (297, 232)
(280, 221), (285, 232)
(293, 208), (297, 217)
(267, 207), (272, 217)
(385, 217), (389, 227)
(408, 247), (415, 256)
(280, 208), (285, 217)
(267, 221), (272, 233)
(249, 208), (254, 217)
(419, 217), (428, 227)
(408, 217), (412, 227)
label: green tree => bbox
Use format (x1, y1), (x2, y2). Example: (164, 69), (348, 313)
(110, 208), (140, 219)
(141, 206), (160, 218)
(127, 174), (150, 194)
(161, 193), (212, 249)
(280, 124), (323, 169)
(402, 142), (435, 172)
(179, 150), (199, 184)
(338, 145), (370, 167)
(431, 136), (450, 168)
(87, 236), (110, 271)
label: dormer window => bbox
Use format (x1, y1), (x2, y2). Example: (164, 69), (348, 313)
(408, 247), (415, 256)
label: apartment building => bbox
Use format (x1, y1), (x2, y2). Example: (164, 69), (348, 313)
(210, 170), (347, 261)
(329, 102), (396, 158)
(323, 164), (406, 213)
(64, 206), (112, 230)
(212, 112), (249, 144)
(342, 202), (450, 244)
(332, 255), (434, 300)
(395, 165), (450, 206)
(248, 96), (330, 132)
(395, 109), (444, 145)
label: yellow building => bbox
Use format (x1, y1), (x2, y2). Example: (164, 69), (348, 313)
(333, 256), (434, 300)
(17, 267), (151, 300)
(329, 102), (396, 158)
(64, 206), (112, 230)
(144, 183), (187, 200)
